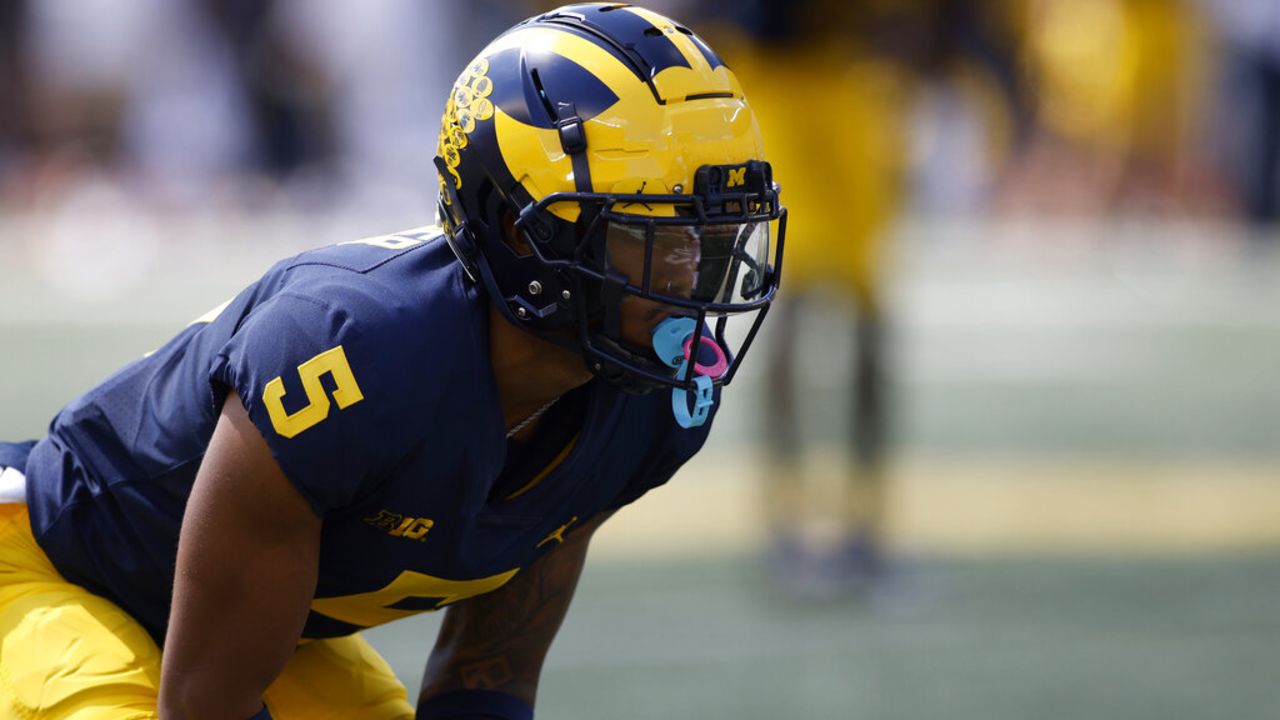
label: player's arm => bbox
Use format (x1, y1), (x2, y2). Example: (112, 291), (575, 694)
(159, 390), (322, 720)
(417, 511), (613, 717)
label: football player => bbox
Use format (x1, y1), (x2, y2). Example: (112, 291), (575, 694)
(700, 0), (909, 594)
(0, 4), (783, 719)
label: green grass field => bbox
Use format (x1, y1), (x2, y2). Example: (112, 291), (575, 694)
(3, 216), (1279, 718)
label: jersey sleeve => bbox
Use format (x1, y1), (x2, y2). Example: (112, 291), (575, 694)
(208, 289), (404, 516)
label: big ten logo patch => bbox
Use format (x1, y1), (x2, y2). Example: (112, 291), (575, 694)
(437, 57), (494, 202)
(364, 509), (434, 541)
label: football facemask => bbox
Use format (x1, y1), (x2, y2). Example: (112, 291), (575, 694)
(513, 161), (786, 395)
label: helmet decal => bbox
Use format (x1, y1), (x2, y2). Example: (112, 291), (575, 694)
(486, 47), (621, 130)
(437, 57), (495, 200)
(617, 4), (726, 73)
(524, 5), (735, 102)
(683, 27), (726, 71)
(550, 3), (694, 74)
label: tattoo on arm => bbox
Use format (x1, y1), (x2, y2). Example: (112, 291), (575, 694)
(421, 512), (610, 705)
(460, 656), (514, 690)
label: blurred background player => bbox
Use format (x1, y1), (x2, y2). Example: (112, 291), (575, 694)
(691, 0), (1030, 596)
(703, 0), (911, 595)
(1000, 0), (1225, 216)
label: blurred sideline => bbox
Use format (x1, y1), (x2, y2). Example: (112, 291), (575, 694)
(594, 451), (1280, 559)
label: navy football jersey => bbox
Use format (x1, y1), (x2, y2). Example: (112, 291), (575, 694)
(18, 227), (714, 642)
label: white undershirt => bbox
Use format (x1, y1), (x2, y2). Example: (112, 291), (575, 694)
(0, 467), (26, 504)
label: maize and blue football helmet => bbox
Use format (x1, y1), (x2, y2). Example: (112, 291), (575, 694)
(435, 2), (786, 395)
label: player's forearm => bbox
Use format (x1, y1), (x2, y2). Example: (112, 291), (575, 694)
(424, 614), (545, 705)
(421, 545), (585, 704)
(159, 545), (315, 718)
(159, 537), (317, 718)
(158, 664), (268, 720)
(420, 512), (607, 707)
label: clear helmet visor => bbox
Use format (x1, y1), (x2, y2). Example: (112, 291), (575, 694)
(603, 221), (772, 306)
(599, 219), (774, 383)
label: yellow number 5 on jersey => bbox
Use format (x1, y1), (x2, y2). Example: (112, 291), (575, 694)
(263, 345), (365, 438)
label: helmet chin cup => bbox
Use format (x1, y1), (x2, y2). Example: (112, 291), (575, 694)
(587, 334), (672, 395)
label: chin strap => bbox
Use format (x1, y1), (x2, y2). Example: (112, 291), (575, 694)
(651, 318), (728, 428)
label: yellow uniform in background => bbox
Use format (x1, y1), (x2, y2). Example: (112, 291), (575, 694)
(1025, 0), (1208, 172)
(734, 42), (910, 311)
(720, 29), (913, 589)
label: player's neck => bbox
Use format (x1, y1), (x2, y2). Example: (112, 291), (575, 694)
(488, 304), (592, 434)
